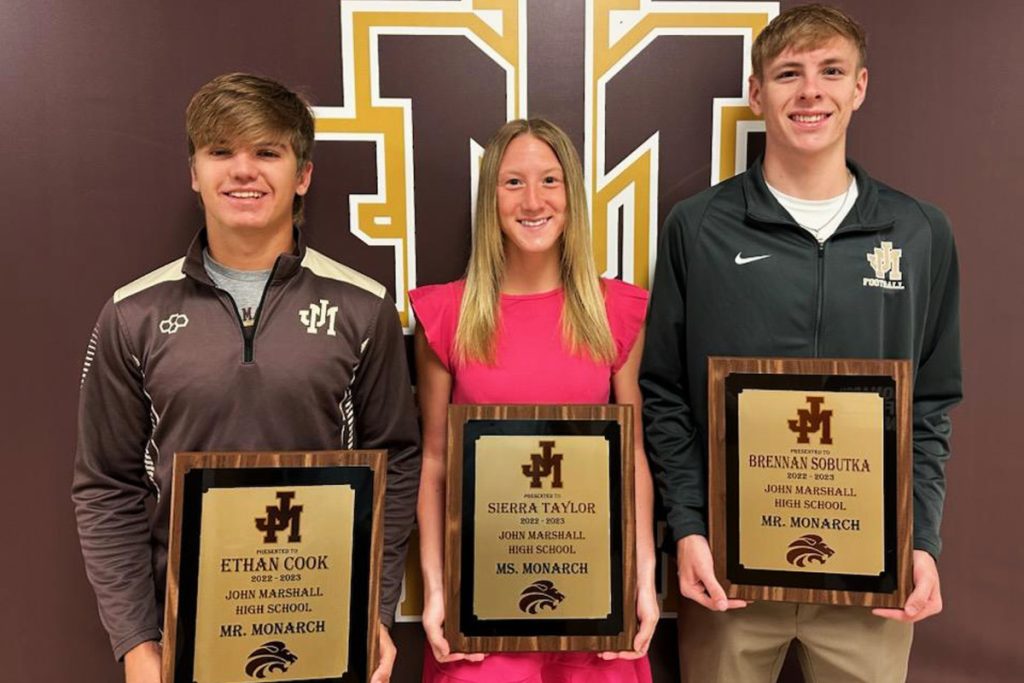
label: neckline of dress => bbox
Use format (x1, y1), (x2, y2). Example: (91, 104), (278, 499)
(499, 286), (563, 301)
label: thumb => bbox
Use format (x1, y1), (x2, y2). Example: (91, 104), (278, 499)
(903, 577), (933, 617)
(699, 567), (729, 611)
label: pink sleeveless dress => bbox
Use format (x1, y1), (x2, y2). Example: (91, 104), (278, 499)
(409, 278), (652, 683)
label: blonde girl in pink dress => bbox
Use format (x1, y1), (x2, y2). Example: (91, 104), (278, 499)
(410, 118), (658, 683)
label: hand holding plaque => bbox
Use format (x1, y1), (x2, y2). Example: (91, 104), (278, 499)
(707, 358), (912, 608)
(162, 451), (385, 683)
(444, 405), (637, 652)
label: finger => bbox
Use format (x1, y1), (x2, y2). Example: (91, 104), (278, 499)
(679, 578), (715, 610)
(698, 569), (732, 612)
(615, 649), (647, 661)
(872, 607), (913, 623)
(902, 577), (936, 620)
(633, 615), (656, 655)
(905, 573), (942, 626)
(369, 661), (391, 683)
(433, 646), (465, 663)
(423, 623), (451, 658)
(463, 652), (487, 662)
(436, 653), (469, 663)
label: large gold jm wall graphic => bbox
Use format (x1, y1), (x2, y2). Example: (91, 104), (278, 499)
(314, 0), (776, 329)
(314, 0), (777, 617)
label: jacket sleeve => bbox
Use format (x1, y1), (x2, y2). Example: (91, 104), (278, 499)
(71, 299), (162, 660)
(639, 210), (708, 541)
(911, 205), (963, 558)
(352, 295), (421, 627)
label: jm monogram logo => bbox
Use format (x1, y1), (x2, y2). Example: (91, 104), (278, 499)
(522, 440), (564, 489)
(299, 299), (338, 336)
(255, 492), (304, 544)
(867, 241), (903, 280)
(788, 396), (834, 445)
(864, 241), (906, 290)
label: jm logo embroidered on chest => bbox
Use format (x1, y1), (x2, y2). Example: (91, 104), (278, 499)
(299, 299), (338, 336)
(863, 241), (905, 290)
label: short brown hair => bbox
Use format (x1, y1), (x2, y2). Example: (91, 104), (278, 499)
(752, 4), (867, 79)
(186, 73), (315, 224)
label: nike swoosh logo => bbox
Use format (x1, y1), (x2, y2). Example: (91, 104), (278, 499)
(735, 252), (772, 265)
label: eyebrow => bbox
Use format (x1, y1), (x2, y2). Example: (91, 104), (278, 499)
(774, 56), (850, 70)
(500, 166), (563, 175)
(209, 139), (289, 149)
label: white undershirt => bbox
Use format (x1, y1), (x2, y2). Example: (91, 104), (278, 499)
(766, 177), (858, 244)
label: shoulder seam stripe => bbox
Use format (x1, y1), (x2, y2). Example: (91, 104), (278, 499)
(300, 248), (386, 298)
(113, 258), (187, 303)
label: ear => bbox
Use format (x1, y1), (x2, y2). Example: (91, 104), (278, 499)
(748, 73), (763, 116)
(295, 161), (314, 196)
(189, 159), (199, 192)
(852, 66), (869, 111)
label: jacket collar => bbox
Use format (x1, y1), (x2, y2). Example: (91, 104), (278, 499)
(182, 227), (308, 284)
(742, 156), (894, 233)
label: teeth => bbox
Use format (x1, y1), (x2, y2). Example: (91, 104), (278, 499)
(229, 191), (263, 198)
(793, 114), (827, 123)
(519, 218), (547, 227)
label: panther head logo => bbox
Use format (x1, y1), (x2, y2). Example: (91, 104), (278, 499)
(245, 641), (298, 679)
(786, 534), (835, 567)
(518, 579), (566, 614)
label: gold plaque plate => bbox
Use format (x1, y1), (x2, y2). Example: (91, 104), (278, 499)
(193, 485), (353, 682)
(162, 451), (385, 683)
(708, 358), (912, 608)
(445, 405), (636, 652)
(472, 435), (612, 620)
(737, 389), (884, 576)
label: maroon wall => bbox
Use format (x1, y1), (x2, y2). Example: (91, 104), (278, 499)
(2, 1), (1021, 680)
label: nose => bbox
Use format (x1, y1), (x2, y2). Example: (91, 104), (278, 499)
(229, 151), (258, 179)
(798, 74), (823, 101)
(522, 183), (544, 212)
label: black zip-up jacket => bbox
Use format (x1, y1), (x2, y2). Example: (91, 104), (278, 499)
(72, 230), (420, 659)
(640, 159), (961, 558)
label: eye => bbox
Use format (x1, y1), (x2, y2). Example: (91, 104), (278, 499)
(209, 147), (231, 157)
(502, 177), (523, 188)
(775, 69), (798, 81)
(543, 175), (562, 186)
(257, 148), (282, 158)
(823, 66), (845, 77)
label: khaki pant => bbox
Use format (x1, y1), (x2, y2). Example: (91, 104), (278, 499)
(677, 599), (913, 683)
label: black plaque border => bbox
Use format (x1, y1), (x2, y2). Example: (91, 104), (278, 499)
(172, 466), (375, 683)
(458, 419), (625, 638)
(724, 373), (899, 594)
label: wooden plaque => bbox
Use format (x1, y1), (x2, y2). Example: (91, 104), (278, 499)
(162, 451), (386, 683)
(445, 405), (637, 652)
(708, 357), (912, 608)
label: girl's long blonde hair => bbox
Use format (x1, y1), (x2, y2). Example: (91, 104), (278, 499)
(454, 118), (616, 365)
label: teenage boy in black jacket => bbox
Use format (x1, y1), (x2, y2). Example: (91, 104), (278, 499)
(641, 6), (961, 681)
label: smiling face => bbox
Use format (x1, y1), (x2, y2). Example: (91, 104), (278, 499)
(495, 133), (567, 260)
(190, 136), (312, 238)
(749, 36), (868, 164)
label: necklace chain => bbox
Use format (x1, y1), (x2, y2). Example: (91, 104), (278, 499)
(799, 174), (854, 234)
